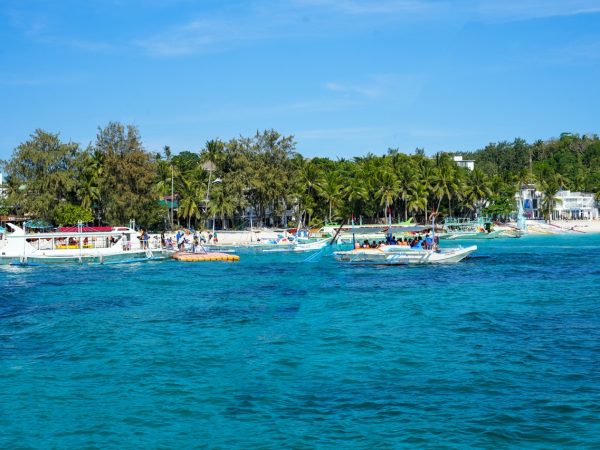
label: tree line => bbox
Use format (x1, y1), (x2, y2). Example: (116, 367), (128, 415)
(1, 122), (599, 229)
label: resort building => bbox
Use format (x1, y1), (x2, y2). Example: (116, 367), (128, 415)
(520, 184), (543, 219)
(553, 190), (598, 220)
(520, 185), (599, 220)
(453, 155), (475, 171)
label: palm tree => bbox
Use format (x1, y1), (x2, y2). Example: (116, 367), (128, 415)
(77, 149), (104, 222)
(406, 180), (427, 220)
(177, 175), (204, 228)
(394, 164), (415, 221)
(375, 169), (400, 223)
(464, 168), (492, 215)
(432, 154), (459, 215)
(343, 176), (369, 222)
(209, 183), (236, 230)
(77, 173), (100, 211)
(538, 169), (562, 221)
(417, 161), (435, 222)
(200, 139), (225, 170)
(317, 171), (342, 223)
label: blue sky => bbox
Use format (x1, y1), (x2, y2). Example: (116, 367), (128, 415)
(1, 0), (599, 160)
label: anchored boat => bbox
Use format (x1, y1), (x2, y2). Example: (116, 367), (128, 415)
(0, 223), (169, 265)
(440, 217), (501, 240)
(334, 244), (477, 265)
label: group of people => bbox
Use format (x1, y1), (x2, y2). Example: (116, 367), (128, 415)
(159, 229), (218, 252)
(356, 234), (439, 250)
(138, 228), (150, 249)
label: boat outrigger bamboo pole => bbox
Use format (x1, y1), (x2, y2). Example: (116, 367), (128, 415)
(329, 221), (346, 246)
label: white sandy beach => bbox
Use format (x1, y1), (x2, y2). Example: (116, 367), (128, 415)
(526, 219), (600, 234)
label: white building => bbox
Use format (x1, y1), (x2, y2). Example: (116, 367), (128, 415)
(520, 185), (598, 220)
(520, 184), (543, 219)
(453, 155), (475, 171)
(553, 190), (598, 220)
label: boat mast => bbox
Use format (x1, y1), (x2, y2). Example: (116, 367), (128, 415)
(170, 165), (174, 230)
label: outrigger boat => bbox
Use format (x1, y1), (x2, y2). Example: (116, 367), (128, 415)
(334, 215), (477, 265)
(0, 223), (169, 265)
(334, 244), (477, 265)
(262, 237), (334, 253)
(440, 217), (501, 240)
(317, 218), (428, 239)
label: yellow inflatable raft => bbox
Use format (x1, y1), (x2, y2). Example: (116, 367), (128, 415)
(172, 251), (240, 262)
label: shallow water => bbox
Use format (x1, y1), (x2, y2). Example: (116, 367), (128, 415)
(1, 234), (600, 448)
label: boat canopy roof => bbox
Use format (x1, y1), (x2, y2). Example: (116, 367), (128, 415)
(58, 226), (113, 232)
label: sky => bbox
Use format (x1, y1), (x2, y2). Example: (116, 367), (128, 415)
(1, 0), (599, 160)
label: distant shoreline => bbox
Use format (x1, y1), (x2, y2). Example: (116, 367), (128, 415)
(526, 219), (600, 234)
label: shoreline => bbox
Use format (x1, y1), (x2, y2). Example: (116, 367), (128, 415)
(156, 219), (600, 247)
(525, 219), (600, 235)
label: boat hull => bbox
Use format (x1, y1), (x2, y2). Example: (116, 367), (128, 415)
(439, 230), (501, 240)
(0, 249), (171, 266)
(334, 245), (477, 265)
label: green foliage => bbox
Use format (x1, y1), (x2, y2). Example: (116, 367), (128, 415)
(53, 203), (94, 226)
(92, 122), (158, 226)
(4, 125), (599, 229)
(1, 129), (79, 221)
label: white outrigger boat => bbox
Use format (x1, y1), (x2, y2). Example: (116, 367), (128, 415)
(334, 214), (476, 265)
(0, 223), (169, 265)
(334, 244), (477, 265)
(440, 217), (502, 240)
(262, 237), (334, 253)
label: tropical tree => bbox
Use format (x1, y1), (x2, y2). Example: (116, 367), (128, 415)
(54, 203), (94, 226)
(1, 129), (79, 221)
(464, 168), (492, 214)
(177, 175), (204, 228)
(92, 122), (159, 226)
(406, 180), (427, 220)
(375, 169), (400, 223)
(208, 183), (236, 230)
(76, 148), (103, 215)
(432, 153), (460, 215)
(317, 171), (342, 223)
(539, 172), (561, 221)
(342, 175), (369, 222)
(154, 147), (179, 229)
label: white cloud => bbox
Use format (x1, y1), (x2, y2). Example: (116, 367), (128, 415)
(475, 0), (600, 21)
(324, 81), (381, 98)
(296, 126), (389, 140)
(134, 19), (248, 56)
(324, 74), (425, 104)
(292, 0), (436, 15)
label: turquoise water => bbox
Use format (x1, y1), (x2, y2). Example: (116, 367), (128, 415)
(2, 235), (600, 448)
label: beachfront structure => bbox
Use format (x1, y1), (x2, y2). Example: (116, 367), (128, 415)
(520, 184), (543, 219)
(552, 190), (598, 220)
(453, 155), (475, 171)
(520, 185), (599, 220)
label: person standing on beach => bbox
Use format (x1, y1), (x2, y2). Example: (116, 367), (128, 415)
(177, 231), (185, 251)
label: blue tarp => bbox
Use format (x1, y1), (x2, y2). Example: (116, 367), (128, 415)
(23, 220), (53, 229)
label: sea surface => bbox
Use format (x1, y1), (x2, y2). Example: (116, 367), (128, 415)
(1, 234), (600, 449)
